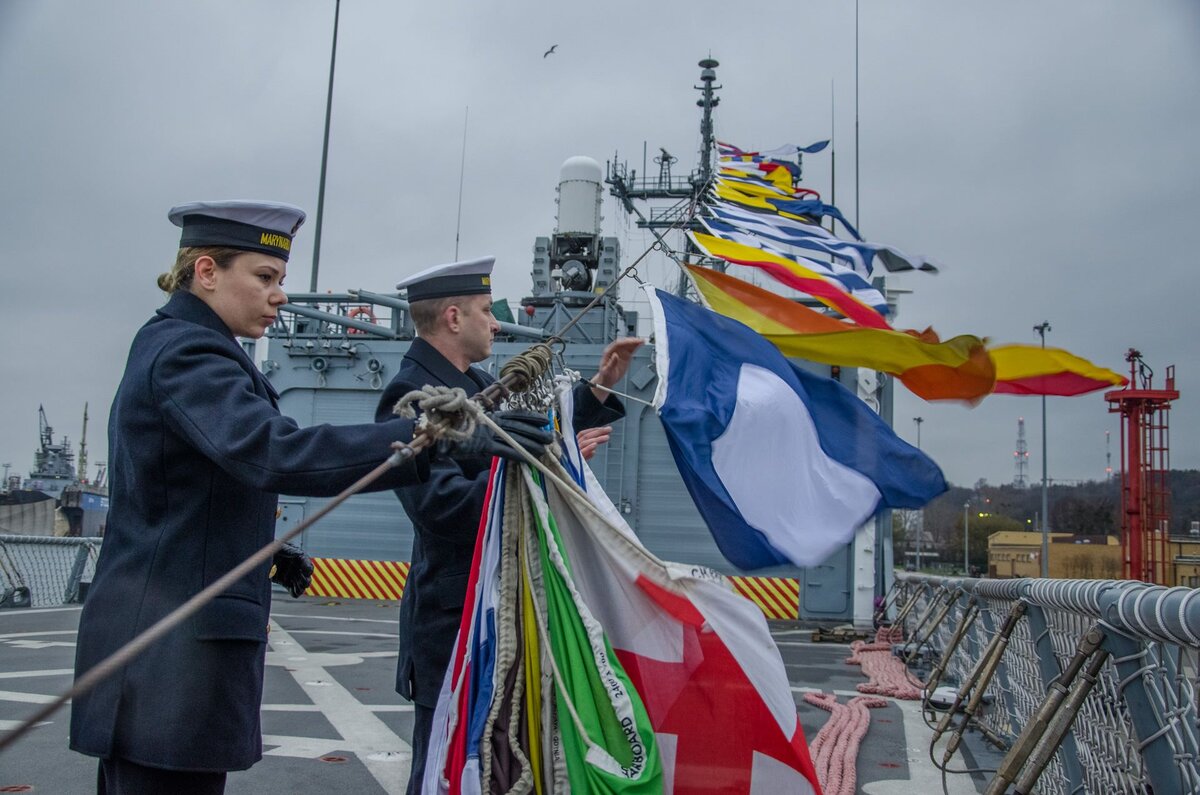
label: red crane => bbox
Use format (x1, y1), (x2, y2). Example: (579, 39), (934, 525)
(1105, 350), (1179, 584)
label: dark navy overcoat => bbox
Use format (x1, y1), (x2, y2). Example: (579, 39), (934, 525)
(373, 337), (623, 707)
(70, 291), (430, 772)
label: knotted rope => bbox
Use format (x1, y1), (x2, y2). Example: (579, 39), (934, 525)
(394, 385), (479, 443)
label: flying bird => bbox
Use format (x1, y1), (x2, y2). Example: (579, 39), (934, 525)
(543, 44), (558, 58)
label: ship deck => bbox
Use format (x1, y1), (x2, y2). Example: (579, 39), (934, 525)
(0, 597), (998, 793)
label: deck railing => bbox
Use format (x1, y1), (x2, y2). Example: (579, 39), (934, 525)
(891, 573), (1200, 794)
(0, 534), (100, 608)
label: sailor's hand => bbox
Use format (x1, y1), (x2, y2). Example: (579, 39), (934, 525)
(445, 410), (554, 462)
(576, 426), (611, 461)
(270, 542), (314, 599)
(591, 337), (644, 401)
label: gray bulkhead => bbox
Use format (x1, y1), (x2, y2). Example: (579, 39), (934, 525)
(262, 288), (889, 624)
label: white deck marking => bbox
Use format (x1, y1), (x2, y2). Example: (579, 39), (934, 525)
(0, 630), (76, 639)
(859, 697), (980, 794)
(0, 689), (56, 703)
(260, 734), (351, 759)
(262, 703), (414, 713)
(0, 719), (51, 730)
(282, 629), (399, 639)
(267, 621), (411, 794)
(3, 639), (76, 649)
(266, 649), (397, 668)
(0, 606), (82, 617)
(791, 686), (877, 699)
(0, 668), (73, 679)
(270, 612), (395, 625)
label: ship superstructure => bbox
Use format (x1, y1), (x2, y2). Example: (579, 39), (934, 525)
(262, 60), (893, 625)
(0, 406), (108, 536)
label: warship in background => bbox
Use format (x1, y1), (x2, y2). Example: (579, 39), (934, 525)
(0, 405), (108, 537)
(261, 59), (894, 626)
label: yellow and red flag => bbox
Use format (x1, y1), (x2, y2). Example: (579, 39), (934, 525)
(686, 265), (995, 402)
(991, 345), (1128, 396)
(686, 265), (1127, 401)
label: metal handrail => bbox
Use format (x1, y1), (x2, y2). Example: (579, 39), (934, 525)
(893, 573), (1200, 794)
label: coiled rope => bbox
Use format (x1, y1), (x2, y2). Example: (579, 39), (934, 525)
(847, 628), (924, 700)
(804, 692), (888, 795)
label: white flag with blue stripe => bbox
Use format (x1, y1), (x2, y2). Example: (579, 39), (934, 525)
(646, 286), (946, 569)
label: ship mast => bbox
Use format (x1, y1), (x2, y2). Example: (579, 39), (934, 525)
(696, 57), (719, 189)
(605, 58), (723, 295)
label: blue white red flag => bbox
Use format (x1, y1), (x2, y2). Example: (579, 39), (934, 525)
(646, 287), (946, 569)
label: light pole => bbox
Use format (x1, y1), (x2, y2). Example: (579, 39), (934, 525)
(913, 417), (924, 570)
(963, 501), (970, 575)
(310, 0), (342, 293)
(1034, 321), (1052, 578)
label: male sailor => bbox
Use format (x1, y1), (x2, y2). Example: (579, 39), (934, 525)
(373, 256), (642, 794)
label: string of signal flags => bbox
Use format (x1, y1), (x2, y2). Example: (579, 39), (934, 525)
(685, 140), (1128, 404)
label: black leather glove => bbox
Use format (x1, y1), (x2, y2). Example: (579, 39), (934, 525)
(444, 410), (554, 462)
(270, 542), (314, 598)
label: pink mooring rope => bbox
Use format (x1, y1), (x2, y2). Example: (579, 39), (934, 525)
(874, 624), (905, 644)
(845, 628), (924, 700)
(804, 692), (888, 795)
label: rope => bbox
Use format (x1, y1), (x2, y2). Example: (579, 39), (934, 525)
(571, 375), (657, 409)
(473, 406), (675, 579)
(847, 628), (924, 700)
(394, 385), (478, 442)
(875, 624), (905, 644)
(499, 344), (555, 397)
(804, 692), (888, 795)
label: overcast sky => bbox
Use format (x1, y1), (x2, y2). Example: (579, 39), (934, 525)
(1, 1), (1197, 491)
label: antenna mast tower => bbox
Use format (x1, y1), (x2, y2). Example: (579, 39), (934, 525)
(1013, 417), (1029, 488)
(1105, 349), (1179, 584)
(1105, 430), (1113, 481)
(78, 403), (89, 484)
(606, 59), (723, 292)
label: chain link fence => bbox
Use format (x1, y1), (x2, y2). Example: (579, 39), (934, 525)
(0, 535), (101, 608)
(890, 573), (1200, 794)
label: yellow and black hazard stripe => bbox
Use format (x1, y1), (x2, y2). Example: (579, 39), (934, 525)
(308, 558), (410, 601)
(728, 575), (800, 620)
(307, 558), (800, 620)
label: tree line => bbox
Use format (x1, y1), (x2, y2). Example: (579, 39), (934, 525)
(895, 469), (1200, 573)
